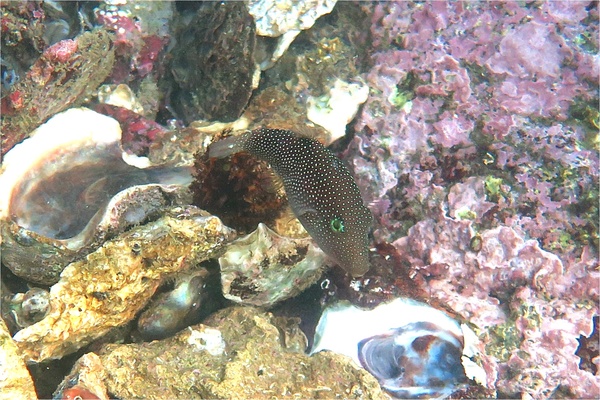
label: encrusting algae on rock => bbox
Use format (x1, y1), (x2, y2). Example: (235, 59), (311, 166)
(209, 128), (372, 277)
(219, 223), (327, 307)
(12, 206), (234, 363)
(88, 307), (388, 399)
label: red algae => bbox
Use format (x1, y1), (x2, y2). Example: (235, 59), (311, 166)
(1, 30), (115, 159)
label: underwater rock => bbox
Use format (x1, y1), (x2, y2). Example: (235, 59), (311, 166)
(247, 0), (338, 68)
(241, 87), (328, 140)
(0, 1), (46, 70)
(311, 297), (469, 399)
(219, 223), (327, 307)
(0, 108), (193, 285)
(91, 306), (388, 399)
(53, 353), (109, 400)
(0, 317), (37, 399)
(94, 103), (171, 158)
(254, 3), (371, 144)
(1, 30), (115, 158)
(12, 206), (234, 363)
(149, 117), (251, 168)
(166, 2), (258, 123)
(95, 0), (173, 81)
(137, 268), (217, 341)
(395, 216), (599, 398)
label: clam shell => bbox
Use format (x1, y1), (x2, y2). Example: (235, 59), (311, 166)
(311, 298), (468, 399)
(137, 268), (212, 341)
(0, 108), (193, 284)
(357, 322), (466, 399)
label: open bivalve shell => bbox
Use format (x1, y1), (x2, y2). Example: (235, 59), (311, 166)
(311, 298), (471, 399)
(0, 108), (193, 285)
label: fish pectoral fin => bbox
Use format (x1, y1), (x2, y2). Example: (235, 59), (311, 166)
(295, 207), (322, 232)
(279, 206), (299, 224)
(295, 205), (320, 220)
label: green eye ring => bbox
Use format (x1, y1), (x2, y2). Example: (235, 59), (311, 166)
(330, 217), (345, 233)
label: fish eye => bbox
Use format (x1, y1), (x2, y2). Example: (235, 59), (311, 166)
(330, 217), (345, 233)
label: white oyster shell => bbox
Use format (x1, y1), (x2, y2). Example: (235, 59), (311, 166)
(219, 223), (327, 307)
(246, 0), (338, 69)
(247, 0), (337, 37)
(307, 78), (370, 144)
(0, 108), (193, 284)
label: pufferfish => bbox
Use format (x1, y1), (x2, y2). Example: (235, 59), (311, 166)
(208, 128), (372, 277)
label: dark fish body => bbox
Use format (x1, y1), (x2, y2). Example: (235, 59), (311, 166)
(209, 128), (372, 277)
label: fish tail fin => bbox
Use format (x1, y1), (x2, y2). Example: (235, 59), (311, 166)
(208, 132), (251, 158)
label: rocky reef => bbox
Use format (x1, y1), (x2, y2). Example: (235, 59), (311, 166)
(56, 307), (388, 399)
(1, 28), (115, 158)
(12, 207), (233, 363)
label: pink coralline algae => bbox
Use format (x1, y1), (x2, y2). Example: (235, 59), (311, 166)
(95, 4), (170, 84)
(42, 39), (78, 64)
(95, 104), (169, 157)
(347, 1), (599, 398)
(351, 1), (598, 250)
(393, 213), (598, 398)
(485, 21), (568, 79)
